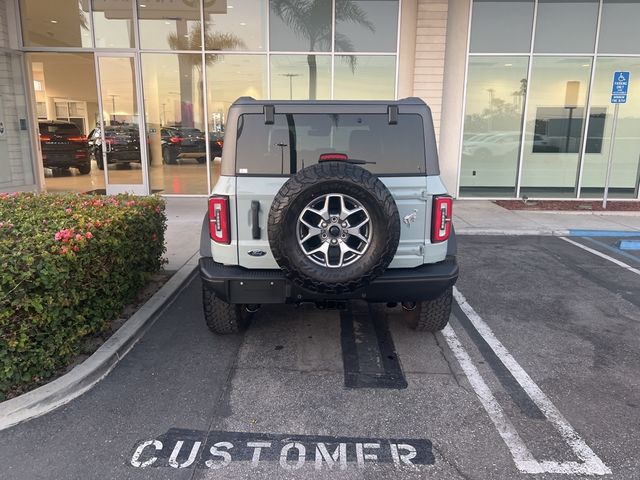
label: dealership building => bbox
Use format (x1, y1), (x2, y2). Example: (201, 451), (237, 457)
(0, 0), (639, 199)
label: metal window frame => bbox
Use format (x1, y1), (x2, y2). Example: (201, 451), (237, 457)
(459, 0), (640, 201)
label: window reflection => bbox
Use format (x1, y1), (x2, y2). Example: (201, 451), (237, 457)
(206, 54), (267, 187)
(335, 0), (398, 53)
(93, 0), (134, 48)
(204, 0), (266, 51)
(269, 0), (331, 52)
(334, 56), (395, 100)
(520, 57), (592, 198)
(142, 53), (207, 194)
(470, 0), (534, 54)
(271, 55), (330, 100)
(460, 58), (528, 197)
(598, 0), (640, 54)
(137, 0), (201, 50)
(20, 0), (92, 48)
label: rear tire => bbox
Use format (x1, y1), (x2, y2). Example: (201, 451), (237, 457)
(406, 287), (453, 332)
(202, 285), (251, 334)
(78, 164), (91, 175)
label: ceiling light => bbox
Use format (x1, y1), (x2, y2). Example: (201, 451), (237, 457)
(228, 5), (234, 8)
(504, 63), (512, 67)
(239, 22), (247, 26)
(140, 3), (147, 7)
(165, 21), (171, 25)
(50, 20), (58, 24)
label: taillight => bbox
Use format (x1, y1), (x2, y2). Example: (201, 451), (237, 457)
(40, 134), (51, 142)
(319, 153), (348, 162)
(208, 196), (230, 244)
(68, 136), (86, 142)
(215, 140), (223, 148)
(432, 196), (453, 243)
(169, 136), (183, 144)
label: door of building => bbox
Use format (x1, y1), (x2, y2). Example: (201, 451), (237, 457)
(95, 53), (149, 195)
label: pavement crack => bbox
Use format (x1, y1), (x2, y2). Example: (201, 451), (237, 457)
(435, 333), (470, 394)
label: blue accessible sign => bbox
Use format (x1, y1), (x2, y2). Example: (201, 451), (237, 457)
(611, 71), (630, 104)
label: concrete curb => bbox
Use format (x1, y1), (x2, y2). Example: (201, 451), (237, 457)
(0, 254), (199, 432)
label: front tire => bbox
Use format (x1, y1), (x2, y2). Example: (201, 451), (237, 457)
(202, 285), (250, 334)
(77, 164), (91, 175)
(406, 287), (453, 332)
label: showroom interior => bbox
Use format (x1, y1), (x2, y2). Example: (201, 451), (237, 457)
(0, 0), (639, 200)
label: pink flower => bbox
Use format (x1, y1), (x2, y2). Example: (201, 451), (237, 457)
(65, 208), (72, 214)
(75, 234), (83, 241)
(85, 231), (93, 239)
(125, 200), (136, 207)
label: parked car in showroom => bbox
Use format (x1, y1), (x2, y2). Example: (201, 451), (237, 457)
(39, 120), (91, 175)
(161, 127), (224, 164)
(89, 125), (146, 170)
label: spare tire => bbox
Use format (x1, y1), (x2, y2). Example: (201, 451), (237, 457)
(268, 161), (400, 294)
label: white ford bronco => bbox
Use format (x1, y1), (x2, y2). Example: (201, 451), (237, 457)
(199, 97), (458, 334)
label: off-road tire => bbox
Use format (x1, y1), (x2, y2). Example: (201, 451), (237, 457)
(163, 147), (177, 165)
(268, 161), (400, 294)
(202, 285), (250, 334)
(407, 287), (453, 332)
(77, 164), (91, 175)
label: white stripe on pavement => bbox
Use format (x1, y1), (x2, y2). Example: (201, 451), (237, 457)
(560, 237), (640, 277)
(445, 287), (611, 475)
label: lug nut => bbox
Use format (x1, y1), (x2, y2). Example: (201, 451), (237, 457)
(342, 222), (347, 227)
(331, 216), (338, 223)
(321, 233), (327, 238)
(341, 233), (347, 238)
(331, 239), (337, 244)
(321, 222), (327, 228)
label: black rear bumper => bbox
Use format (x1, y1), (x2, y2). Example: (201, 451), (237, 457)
(199, 257), (458, 304)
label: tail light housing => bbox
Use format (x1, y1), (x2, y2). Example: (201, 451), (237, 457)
(68, 135), (87, 143)
(169, 136), (183, 144)
(432, 196), (453, 243)
(209, 196), (230, 244)
(39, 134), (51, 142)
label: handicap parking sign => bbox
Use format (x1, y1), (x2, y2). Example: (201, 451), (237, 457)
(611, 71), (630, 104)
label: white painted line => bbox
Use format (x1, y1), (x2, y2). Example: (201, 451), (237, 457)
(560, 236), (640, 277)
(451, 287), (611, 475)
(441, 325), (542, 474)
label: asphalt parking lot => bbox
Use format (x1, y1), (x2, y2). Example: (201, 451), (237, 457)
(1, 235), (639, 479)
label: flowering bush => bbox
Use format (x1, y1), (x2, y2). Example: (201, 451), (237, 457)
(0, 193), (166, 399)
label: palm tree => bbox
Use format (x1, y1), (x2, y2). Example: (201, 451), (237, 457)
(167, 22), (246, 127)
(271, 0), (374, 99)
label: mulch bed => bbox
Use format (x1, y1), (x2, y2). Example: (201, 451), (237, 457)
(3, 271), (172, 401)
(494, 200), (640, 212)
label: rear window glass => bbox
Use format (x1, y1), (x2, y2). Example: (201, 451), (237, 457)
(235, 113), (426, 175)
(39, 123), (81, 136)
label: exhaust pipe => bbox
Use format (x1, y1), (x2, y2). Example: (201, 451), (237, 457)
(245, 304), (261, 313)
(401, 301), (417, 312)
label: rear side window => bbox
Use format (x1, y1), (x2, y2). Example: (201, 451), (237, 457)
(39, 123), (81, 136)
(235, 113), (426, 175)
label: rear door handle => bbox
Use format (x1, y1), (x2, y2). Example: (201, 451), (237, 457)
(251, 200), (261, 239)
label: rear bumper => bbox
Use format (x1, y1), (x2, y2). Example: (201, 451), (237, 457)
(199, 257), (458, 304)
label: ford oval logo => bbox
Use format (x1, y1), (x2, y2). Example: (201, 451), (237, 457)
(248, 250), (267, 257)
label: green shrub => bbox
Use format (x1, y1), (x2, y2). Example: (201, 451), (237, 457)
(0, 193), (166, 400)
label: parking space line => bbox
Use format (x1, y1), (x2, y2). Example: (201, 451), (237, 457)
(560, 237), (640, 277)
(583, 237), (640, 264)
(445, 288), (611, 475)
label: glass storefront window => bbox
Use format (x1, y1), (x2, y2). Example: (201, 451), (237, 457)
(598, 0), (640, 55)
(92, 0), (134, 49)
(335, 0), (398, 53)
(271, 55), (330, 100)
(580, 58), (640, 198)
(334, 56), (395, 100)
(520, 57), (592, 198)
(27, 52), (103, 193)
(470, 0), (534, 54)
(533, 0), (598, 54)
(460, 57), (529, 197)
(269, 0), (331, 52)
(142, 53), (207, 194)
(206, 54), (267, 187)
(137, 0), (202, 50)
(20, 0), (92, 48)
(204, 0), (266, 51)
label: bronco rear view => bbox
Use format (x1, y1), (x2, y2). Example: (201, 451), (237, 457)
(199, 97), (458, 335)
